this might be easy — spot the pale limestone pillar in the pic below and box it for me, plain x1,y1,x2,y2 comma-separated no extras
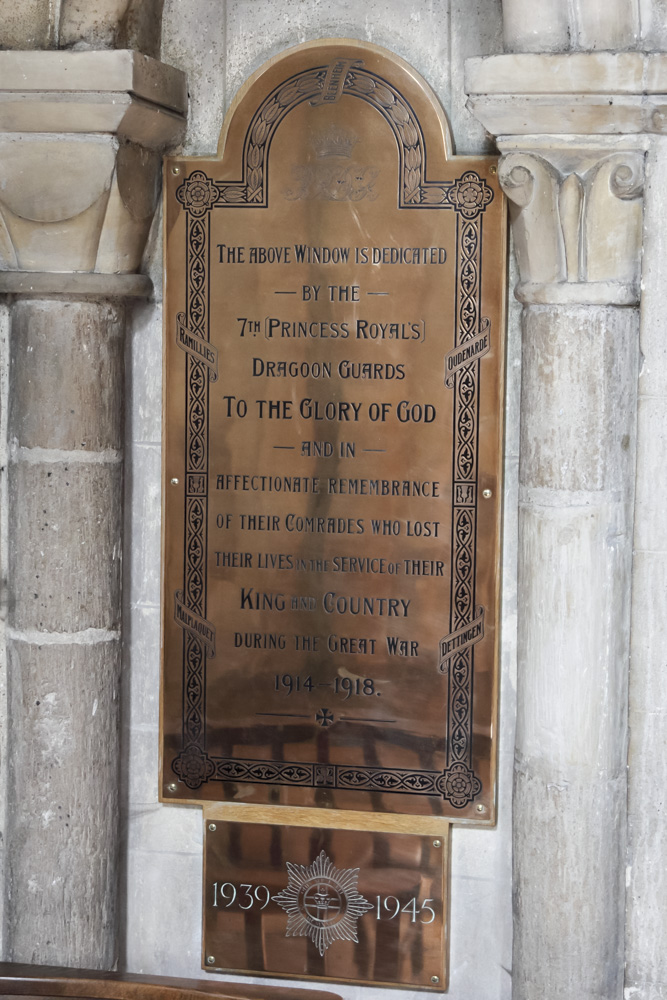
5,298,126,967
0,0,165,54
466,54,651,1000
625,136,667,1000
501,0,640,53
0,51,185,966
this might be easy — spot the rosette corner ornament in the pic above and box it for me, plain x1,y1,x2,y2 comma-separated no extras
437,762,482,808
445,171,494,219
176,170,220,216
172,743,215,788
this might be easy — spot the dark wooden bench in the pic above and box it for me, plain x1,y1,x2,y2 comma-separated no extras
0,966,342,1000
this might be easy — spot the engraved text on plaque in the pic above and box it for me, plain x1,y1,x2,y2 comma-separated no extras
161,40,506,820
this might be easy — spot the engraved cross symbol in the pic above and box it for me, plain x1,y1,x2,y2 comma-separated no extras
316,708,334,727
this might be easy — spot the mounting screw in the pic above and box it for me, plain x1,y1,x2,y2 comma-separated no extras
167,782,177,793
171,477,179,485
476,803,485,813
482,489,492,499
208,823,217,832
489,165,497,175
206,956,215,966
172,165,181,175
433,839,442,848
431,976,440,984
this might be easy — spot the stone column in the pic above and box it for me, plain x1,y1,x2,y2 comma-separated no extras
0,51,185,967
625,135,667,1000
501,0,641,53
467,54,650,1000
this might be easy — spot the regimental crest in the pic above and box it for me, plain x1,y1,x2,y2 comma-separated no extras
312,124,359,158
284,124,378,202
273,850,373,955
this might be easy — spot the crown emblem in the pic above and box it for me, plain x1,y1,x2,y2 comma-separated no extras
311,124,359,159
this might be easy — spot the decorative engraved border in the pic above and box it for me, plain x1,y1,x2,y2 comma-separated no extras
171,61,493,807
441,196,485,808
213,756,460,799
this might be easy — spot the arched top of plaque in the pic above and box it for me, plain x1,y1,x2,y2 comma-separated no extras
174,39,494,216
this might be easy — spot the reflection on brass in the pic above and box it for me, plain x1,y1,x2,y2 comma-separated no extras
203,820,448,991
162,39,506,821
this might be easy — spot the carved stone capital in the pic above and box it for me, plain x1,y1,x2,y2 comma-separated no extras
498,143,645,305
0,49,186,291
464,53,654,306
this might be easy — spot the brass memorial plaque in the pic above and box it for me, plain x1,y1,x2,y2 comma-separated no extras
203,819,448,991
162,40,506,821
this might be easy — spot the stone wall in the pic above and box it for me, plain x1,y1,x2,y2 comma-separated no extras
121,2,517,999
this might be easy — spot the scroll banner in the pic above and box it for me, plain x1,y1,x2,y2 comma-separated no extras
175,312,218,380
438,606,485,672
444,318,490,388
174,591,216,657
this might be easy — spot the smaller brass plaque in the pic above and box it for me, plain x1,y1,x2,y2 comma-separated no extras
203,820,448,991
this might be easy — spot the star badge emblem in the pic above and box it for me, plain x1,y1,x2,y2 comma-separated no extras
273,850,373,955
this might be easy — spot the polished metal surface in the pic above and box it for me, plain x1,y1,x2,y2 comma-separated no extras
162,40,506,821
203,820,448,990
